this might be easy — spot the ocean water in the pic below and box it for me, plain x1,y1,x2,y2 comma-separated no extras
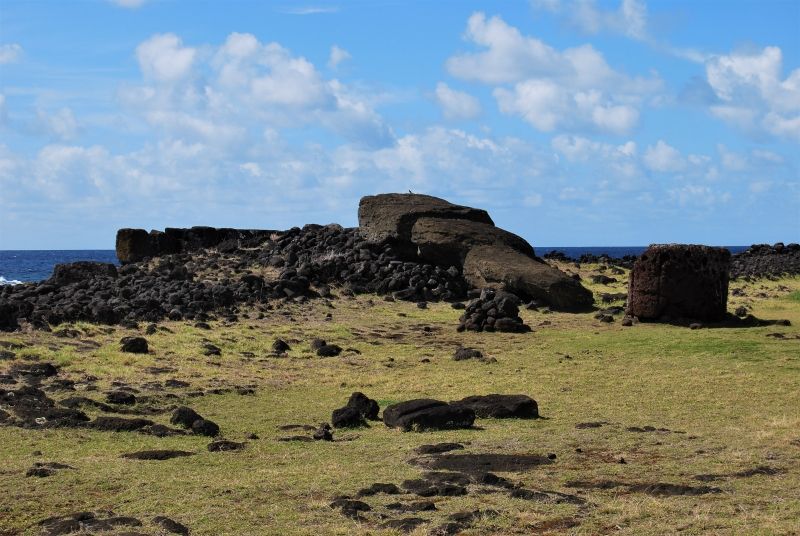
0,246,751,285
0,250,119,285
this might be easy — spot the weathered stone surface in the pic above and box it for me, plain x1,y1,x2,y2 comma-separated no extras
357,193,493,244
383,399,475,431
464,245,593,311
116,227,275,264
627,244,730,321
48,262,118,286
115,228,154,264
452,394,539,419
411,217,535,267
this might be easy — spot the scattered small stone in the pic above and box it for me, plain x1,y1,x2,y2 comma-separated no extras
414,442,464,455
120,337,148,354
313,423,333,441
317,344,342,357
152,516,190,535
207,440,245,452
122,450,194,461
272,339,291,353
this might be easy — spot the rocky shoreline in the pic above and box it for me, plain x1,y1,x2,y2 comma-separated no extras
1,194,797,332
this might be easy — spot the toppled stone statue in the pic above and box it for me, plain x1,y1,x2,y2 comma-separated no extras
627,244,730,322
358,194,592,311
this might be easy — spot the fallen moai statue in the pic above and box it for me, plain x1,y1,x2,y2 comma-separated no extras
358,193,593,311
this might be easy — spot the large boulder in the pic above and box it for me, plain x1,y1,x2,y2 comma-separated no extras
464,245,593,311
357,193,592,311
115,229,153,264
411,217,535,267
451,394,538,419
358,193,493,244
627,244,730,322
49,262,118,286
383,399,475,431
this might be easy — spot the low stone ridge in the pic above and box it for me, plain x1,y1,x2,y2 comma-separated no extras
383,399,475,431
116,226,277,264
457,289,531,333
730,242,800,279
451,394,538,419
627,244,731,322
1,223,469,330
48,262,118,286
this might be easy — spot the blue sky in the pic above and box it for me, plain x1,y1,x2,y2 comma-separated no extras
0,0,798,249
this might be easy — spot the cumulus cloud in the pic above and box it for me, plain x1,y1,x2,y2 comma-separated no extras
643,140,685,172
0,43,23,64
446,13,661,134
123,32,394,149
36,107,79,141
136,34,197,83
328,45,351,69
705,46,800,142
434,83,481,120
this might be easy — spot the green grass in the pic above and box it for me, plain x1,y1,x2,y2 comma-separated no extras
1,271,799,535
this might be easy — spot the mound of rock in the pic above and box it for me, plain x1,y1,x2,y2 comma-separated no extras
730,243,800,279
332,392,380,428
359,193,592,310
116,226,277,264
383,399,475,431
457,289,530,333
452,394,538,418
627,244,730,322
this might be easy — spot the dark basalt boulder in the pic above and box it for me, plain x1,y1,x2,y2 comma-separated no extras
346,392,380,420
331,406,366,428
411,217,535,267
120,337,148,354
457,288,531,333
452,394,538,419
357,193,591,311
116,228,154,264
170,406,202,429
48,262,118,286
331,392,379,428
464,245,593,311
382,399,475,431
628,244,730,322
358,193,493,245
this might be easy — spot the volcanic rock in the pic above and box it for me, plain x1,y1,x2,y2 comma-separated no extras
383,399,475,431
452,394,538,419
464,245,593,311
120,337,148,354
627,244,730,322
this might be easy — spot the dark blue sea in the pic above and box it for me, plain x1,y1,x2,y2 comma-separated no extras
0,247,751,285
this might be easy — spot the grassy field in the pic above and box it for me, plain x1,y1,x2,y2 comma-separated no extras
1,267,799,535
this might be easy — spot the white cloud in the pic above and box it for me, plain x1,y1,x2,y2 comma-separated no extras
124,32,393,148
435,83,481,120
0,43,23,64
37,107,79,141
109,0,147,7
136,34,196,83
706,46,800,142
328,45,351,69
531,0,648,40
446,13,661,134
643,140,685,172
570,0,648,40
